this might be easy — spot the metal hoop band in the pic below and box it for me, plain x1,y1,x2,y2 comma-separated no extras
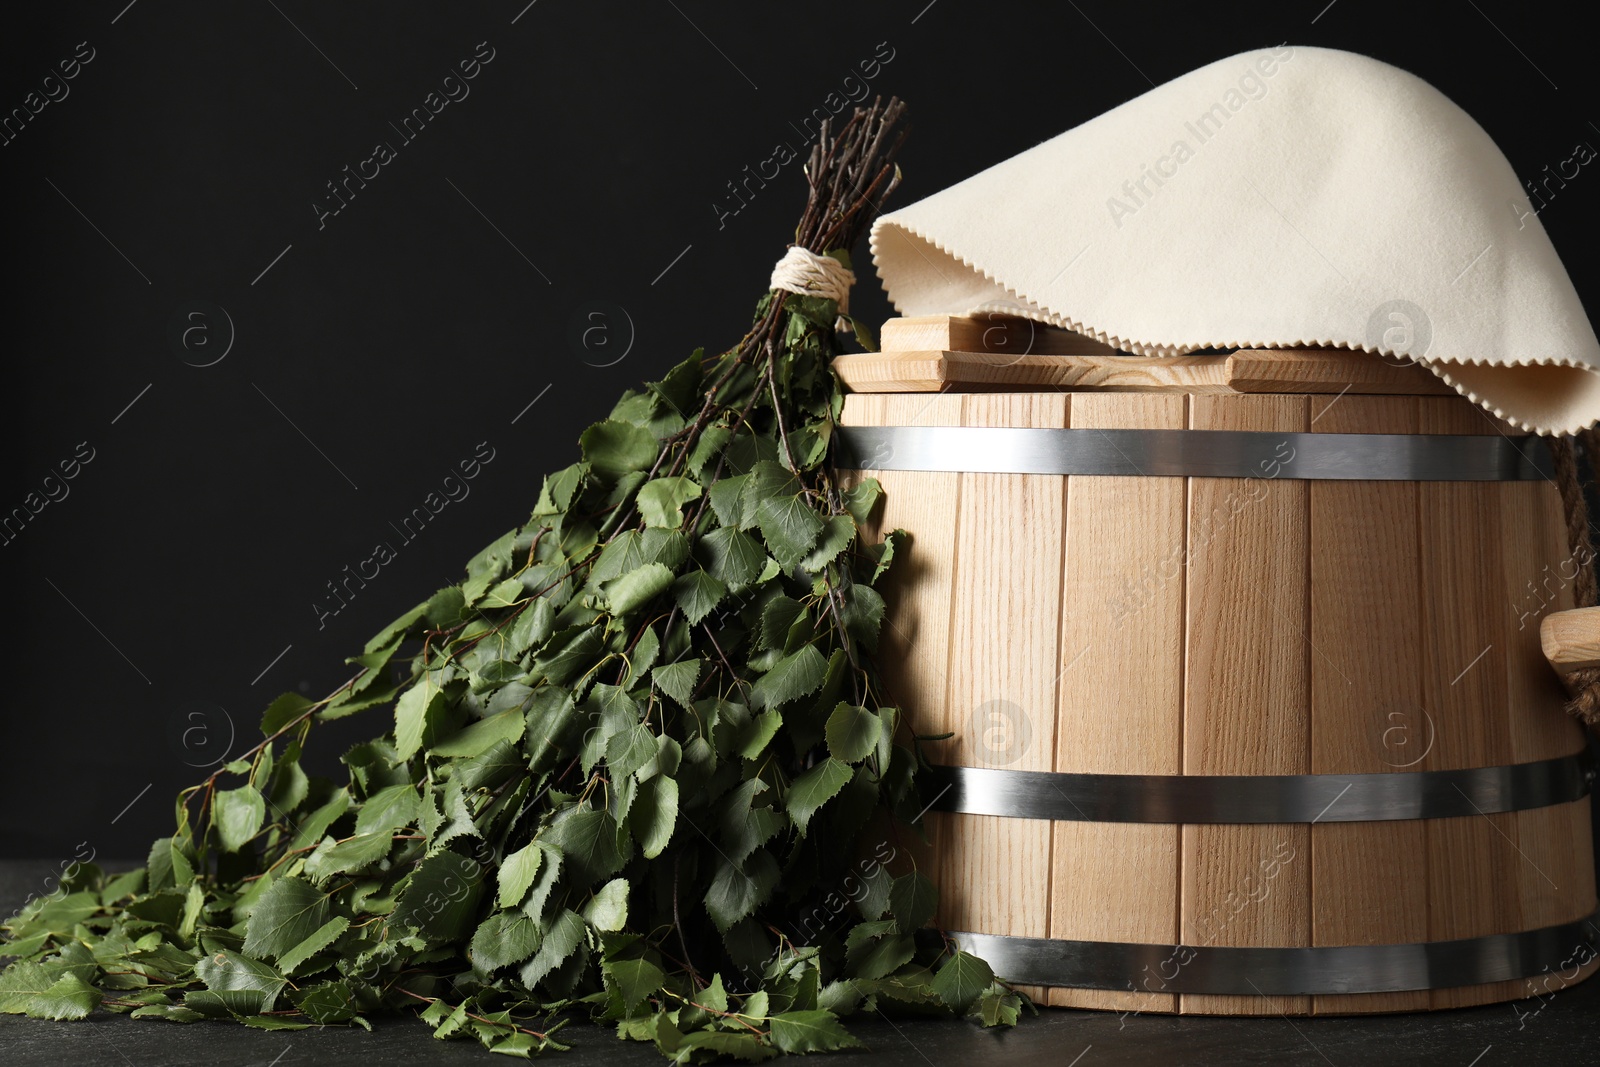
924,751,1594,824
834,427,1551,480
951,916,1600,995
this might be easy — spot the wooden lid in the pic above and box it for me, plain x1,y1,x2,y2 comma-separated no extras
834,315,1453,397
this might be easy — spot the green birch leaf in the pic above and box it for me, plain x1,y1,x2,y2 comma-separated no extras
679,1031,779,1062
652,658,701,708
824,703,882,763
704,849,779,933
147,836,195,892
580,420,658,478
636,476,701,528
428,707,525,759
841,478,882,526
606,563,675,616
195,950,287,1012
496,842,544,909
629,774,678,859
425,586,467,629
756,493,824,570
931,951,994,1013
624,626,662,689
214,786,266,853
606,723,657,780
786,758,852,834
304,832,392,883
707,474,753,528
582,878,629,932
100,867,145,905
648,353,702,414
604,957,665,1014
319,681,398,720
738,710,782,760
758,595,805,651
520,845,564,924
260,691,313,735
354,783,420,836
350,636,402,670
277,916,350,976
543,808,625,885
466,528,517,579
518,908,585,991
470,912,542,972
800,515,855,572
184,988,265,1019
478,578,525,609
844,921,914,981
841,585,887,651
428,779,483,853
243,876,330,961
509,599,555,654
742,989,770,1021
750,645,828,709
390,852,484,943
697,527,767,589
857,863,896,921
532,627,603,687
0,965,102,1020
700,973,729,1014
888,871,938,934
534,462,584,515
394,677,449,761
672,569,727,625
817,980,864,1016
243,1015,310,1031
129,1003,205,1023
291,980,357,1024
179,880,205,939
289,791,351,852
365,601,428,654
768,1010,860,1054
977,987,1023,1027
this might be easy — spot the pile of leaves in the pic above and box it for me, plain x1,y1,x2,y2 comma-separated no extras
1,99,1026,1059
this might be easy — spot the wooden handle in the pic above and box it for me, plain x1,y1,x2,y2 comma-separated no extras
1539,606,1600,691
840,316,1454,395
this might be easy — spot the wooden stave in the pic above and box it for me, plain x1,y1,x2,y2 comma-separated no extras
839,390,1597,1015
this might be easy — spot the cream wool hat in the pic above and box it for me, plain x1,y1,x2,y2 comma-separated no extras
869,46,1600,434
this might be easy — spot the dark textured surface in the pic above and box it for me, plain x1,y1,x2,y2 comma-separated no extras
3,862,1597,1065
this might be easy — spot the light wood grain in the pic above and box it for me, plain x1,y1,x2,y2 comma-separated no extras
880,314,1121,356
854,317,1451,396
1226,349,1452,395
838,394,965,906
833,350,1233,394
1417,399,1522,1009
840,394,965,735
835,347,1451,396
1047,393,1187,1013
937,393,1068,1005
1180,394,1311,1016
1540,607,1600,683
841,381,1595,1016
1305,396,1430,1014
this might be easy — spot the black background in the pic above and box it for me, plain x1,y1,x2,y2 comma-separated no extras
2,0,1596,859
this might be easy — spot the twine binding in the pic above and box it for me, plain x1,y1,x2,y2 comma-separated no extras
1555,430,1600,725
770,245,855,331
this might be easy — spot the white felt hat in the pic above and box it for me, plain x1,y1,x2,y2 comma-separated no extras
870,46,1600,434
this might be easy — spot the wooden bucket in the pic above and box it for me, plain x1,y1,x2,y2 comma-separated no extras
833,316,1600,1015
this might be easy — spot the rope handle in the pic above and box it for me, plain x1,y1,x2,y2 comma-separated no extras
1548,431,1600,725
